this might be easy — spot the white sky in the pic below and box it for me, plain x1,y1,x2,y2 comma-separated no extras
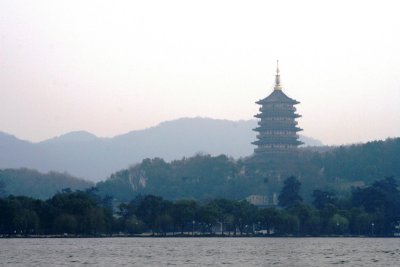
1,0,399,145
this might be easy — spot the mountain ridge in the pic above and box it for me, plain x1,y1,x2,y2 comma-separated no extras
0,117,322,181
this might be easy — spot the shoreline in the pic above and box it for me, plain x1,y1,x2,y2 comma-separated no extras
0,234,394,238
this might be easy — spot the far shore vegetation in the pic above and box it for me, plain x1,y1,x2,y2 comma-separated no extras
1,176,399,238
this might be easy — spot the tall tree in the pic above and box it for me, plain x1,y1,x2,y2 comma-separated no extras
135,195,173,234
312,190,337,209
0,180,6,198
172,200,198,234
278,176,303,208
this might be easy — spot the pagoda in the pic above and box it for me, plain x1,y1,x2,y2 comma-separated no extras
252,61,303,154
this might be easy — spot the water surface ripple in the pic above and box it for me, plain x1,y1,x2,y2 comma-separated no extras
1,238,400,266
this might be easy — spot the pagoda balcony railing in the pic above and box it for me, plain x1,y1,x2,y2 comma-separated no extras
255,114,295,121
256,133,300,138
255,120,300,125
253,138,302,145
259,106,297,112
254,127,303,133
255,144,298,151
255,112,301,118
253,140,303,147
261,103,297,110
258,120,298,125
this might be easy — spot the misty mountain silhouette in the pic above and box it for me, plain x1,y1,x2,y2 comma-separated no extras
0,118,322,181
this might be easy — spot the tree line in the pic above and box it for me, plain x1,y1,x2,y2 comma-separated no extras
1,176,399,237
0,189,113,236
115,176,400,236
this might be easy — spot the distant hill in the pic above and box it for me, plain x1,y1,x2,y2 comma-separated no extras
0,118,322,182
0,168,94,199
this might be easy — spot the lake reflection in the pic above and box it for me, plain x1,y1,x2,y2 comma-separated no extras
1,237,400,266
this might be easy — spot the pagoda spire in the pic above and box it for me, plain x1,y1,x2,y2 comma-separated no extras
274,60,282,90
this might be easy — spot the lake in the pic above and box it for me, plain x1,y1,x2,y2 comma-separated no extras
1,237,400,266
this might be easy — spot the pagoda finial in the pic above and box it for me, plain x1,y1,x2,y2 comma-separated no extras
274,60,282,90
276,60,280,74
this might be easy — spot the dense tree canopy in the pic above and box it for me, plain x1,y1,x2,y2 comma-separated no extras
0,191,112,235
351,176,400,235
1,176,399,237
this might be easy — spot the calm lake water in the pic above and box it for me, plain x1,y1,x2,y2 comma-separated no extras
1,237,400,266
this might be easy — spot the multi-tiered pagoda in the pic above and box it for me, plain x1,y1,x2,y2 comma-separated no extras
252,61,303,154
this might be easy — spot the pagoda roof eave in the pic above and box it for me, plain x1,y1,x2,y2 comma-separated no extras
256,90,300,105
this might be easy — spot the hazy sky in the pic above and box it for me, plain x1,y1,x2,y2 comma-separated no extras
1,0,399,145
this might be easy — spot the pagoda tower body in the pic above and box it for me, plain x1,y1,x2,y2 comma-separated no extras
252,62,303,154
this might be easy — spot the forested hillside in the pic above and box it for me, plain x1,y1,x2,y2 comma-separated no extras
96,138,400,202
0,169,93,199
1,138,398,202
320,138,400,183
